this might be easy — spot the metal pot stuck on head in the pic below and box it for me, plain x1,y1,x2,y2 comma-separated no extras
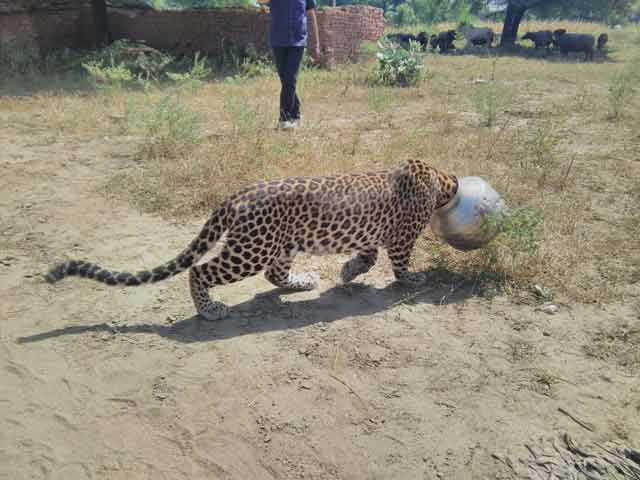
430,176,507,251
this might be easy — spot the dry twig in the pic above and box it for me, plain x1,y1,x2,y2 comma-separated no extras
558,407,596,432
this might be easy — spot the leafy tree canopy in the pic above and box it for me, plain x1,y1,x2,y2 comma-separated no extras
492,0,634,24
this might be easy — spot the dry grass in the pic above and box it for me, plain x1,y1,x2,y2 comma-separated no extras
584,319,640,371
1,21,639,303
508,338,537,362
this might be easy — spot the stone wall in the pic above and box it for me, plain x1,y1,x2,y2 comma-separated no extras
0,3,384,67
0,0,96,50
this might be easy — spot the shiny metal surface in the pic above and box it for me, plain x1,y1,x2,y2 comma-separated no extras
430,176,506,251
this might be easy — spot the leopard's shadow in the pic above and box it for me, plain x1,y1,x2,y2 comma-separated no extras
19,268,481,345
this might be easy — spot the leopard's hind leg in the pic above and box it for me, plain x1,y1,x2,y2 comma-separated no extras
189,244,267,321
341,248,378,284
265,251,319,291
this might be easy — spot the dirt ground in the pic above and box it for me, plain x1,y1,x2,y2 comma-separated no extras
1,129,639,479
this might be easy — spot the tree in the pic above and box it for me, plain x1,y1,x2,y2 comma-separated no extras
498,0,550,47
499,0,634,46
91,0,111,46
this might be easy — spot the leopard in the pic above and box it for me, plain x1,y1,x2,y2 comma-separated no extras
46,158,458,321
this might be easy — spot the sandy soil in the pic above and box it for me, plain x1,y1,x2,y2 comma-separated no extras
1,130,639,480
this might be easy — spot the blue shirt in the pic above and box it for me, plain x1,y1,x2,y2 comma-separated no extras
269,0,317,48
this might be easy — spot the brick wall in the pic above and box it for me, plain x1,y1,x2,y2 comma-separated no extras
0,0,96,50
107,5,384,67
0,0,87,13
107,7,270,57
315,6,385,68
0,3,384,68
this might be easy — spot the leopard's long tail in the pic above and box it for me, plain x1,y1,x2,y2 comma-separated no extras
45,204,230,287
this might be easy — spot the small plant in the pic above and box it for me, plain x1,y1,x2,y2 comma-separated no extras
82,59,135,89
221,45,273,79
480,206,544,279
529,369,559,396
521,119,560,187
100,40,174,81
608,67,635,120
365,87,394,129
528,121,558,168
469,84,496,127
367,87,392,115
83,40,179,89
573,80,590,111
139,95,202,159
238,54,273,79
131,49,174,83
375,39,424,87
468,59,515,127
469,82,513,127
501,207,544,260
166,52,212,87
467,56,513,127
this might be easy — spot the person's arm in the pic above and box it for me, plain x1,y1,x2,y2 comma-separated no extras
306,1,321,63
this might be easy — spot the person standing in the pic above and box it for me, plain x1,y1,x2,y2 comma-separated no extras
259,0,321,130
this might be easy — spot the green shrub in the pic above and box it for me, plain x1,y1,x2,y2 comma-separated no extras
91,40,174,80
81,40,173,89
375,39,424,87
516,119,560,187
220,45,273,79
0,38,179,86
166,52,212,86
480,206,545,278
467,58,513,127
82,60,135,89
238,54,273,78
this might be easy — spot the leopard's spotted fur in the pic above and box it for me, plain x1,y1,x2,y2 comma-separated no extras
47,159,458,321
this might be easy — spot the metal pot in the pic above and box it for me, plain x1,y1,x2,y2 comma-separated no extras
430,176,506,251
